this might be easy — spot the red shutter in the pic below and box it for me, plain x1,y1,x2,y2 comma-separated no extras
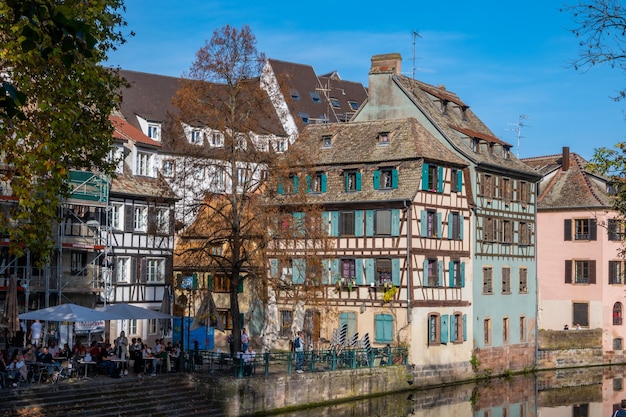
565,260,572,283
589,219,597,241
589,260,596,284
564,219,572,241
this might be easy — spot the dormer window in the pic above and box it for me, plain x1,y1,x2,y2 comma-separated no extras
190,129,203,144
298,112,310,124
344,170,361,192
348,101,359,111
322,135,332,148
471,138,480,153
378,132,390,145
210,132,224,147
309,91,321,103
147,123,161,141
330,98,341,108
503,146,511,159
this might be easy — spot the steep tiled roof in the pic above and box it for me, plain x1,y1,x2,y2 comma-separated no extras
268,59,368,129
521,152,611,209
110,169,178,201
277,118,467,205
393,76,539,179
110,115,161,148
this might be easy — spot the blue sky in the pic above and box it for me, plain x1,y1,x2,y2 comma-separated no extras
107,0,626,161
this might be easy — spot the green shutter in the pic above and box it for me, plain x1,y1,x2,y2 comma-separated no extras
339,312,357,340
460,262,465,287
355,210,364,237
239,313,244,327
331,258,340,283
436,212,442,238
237,276,244,293
292,258,306,284
392,169,399,189
375,314,393,343
365,210,375,236
420,210,427,237
321,211,330,235
365,259,375,285
421,163,429,190
293,212,305,236
450,315,457,342
306,175,311,193
437,166,444,193
373,170,380,190
457,169,463,192
293,175,299,193
321,173,327,192
277,181,284,195
269,259,279,278
463,314,467,341
207,274,214,291
330,211,339,237
391,258,400,286
460,215,464,240
448,213,453,239
355,258,364,285
391,209,400,236
441,314,449,343
321,259,330,284
438,260,443,286
355,171,362,191
448,261,454,287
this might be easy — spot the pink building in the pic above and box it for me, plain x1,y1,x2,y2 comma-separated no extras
523,147,625,355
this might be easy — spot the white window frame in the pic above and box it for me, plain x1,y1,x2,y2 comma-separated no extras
210,131,224,147
162,159,175,177
147,123,161,141
190,128,203,145
136,152,153,177
117,256,130,283
111,203,123,231
134,206,147,232
155,208,169,234
146,258,165,283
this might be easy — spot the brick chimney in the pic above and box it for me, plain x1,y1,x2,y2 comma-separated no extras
562,146,570,171
369,53,402,76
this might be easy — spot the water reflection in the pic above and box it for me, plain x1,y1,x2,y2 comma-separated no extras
269,366,626,417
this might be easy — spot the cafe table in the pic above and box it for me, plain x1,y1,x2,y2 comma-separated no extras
78,359,97,380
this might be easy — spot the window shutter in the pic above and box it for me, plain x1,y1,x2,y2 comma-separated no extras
277,181,284,195
344,172,349,191
448,261,454,287
321,259,330,284
124,205,133,232
440,315,449,343
331,258,340,283
355,210,364,237
207,275,214,291
373,170,380,190
437,166,444,193
330,211,339,237
420,210,427,237
564,219,572,241
355,171,362,191
463,314,467,341
450,315,457,342
165,256,173,282
423,259,429,284
421,163,429,190
565,260,572,283
589,260,596,284
293,175,299,193
237,276,244,293
436,212,442,238
392,169,399,189
590,219,597,241
391,258,400,286
365,210,375,236
448,213,453,239
321,173,327,192
438,260,444,286
365,259,375,285
391,209,401,236
269,259,279,278
321,211,330,235
293,212,305,236
130,256,137,284
239,313,244,328
457,169,463,192
292,258,305,284
140,257,147,283
355,258,364,285
305,175,311,193
461,262,465,287
460,215,464,240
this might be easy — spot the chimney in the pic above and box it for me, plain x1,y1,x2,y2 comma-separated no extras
562,147,570,171
370,53,402,76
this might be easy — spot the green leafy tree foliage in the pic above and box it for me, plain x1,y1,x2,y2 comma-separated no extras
0,0,129,261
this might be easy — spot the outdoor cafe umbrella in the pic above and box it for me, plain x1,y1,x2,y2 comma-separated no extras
19,303,119,322
99,303,175,320
1,275,19,337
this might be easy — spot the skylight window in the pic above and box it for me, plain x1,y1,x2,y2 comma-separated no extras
290,89,300,100
298,112,310,124
378,132,390,144
330,97,341,108
309,91,321,103
322,135,332,148
348,101,359,111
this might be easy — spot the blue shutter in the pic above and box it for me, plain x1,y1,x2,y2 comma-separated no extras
306,175,311,193
277,181,284,194
375,314,393,343
457,169,463,192
448,213,453,239
292,258,305,284
321,173,327,192
330,212,339,237
436,212,442,238
355,171,362,191
437,166,444,193
344,172,349,191
461,262,465,287
365,259,375,285
270,258,279,278
421,163,429,190
459,215,464,240
340,312,357,340
438,260,443,286
330,258,340,283
321,211,330,236
391,209,401,236
420,210,427,237
440,315,449,343
293,212,305,236
448,261,454,287
365,210,375,236
392,169,399,189
463,314,467,341
450,315,457,342
355,258,364,285
423,259,429,285
391,258,400,286
293,175,299,193
373,170,380,190
355,210,364,237
321,259,330,284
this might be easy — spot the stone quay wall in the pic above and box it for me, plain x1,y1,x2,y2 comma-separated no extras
537,328,604,369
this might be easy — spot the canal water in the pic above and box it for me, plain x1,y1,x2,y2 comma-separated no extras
270,365,626,416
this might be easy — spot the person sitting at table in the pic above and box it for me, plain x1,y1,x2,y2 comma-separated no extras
168,344,180,373
23,345,36,363
97,343,117,377
7,350,28,386
36,346,53,363
59,343,73,360
73,340,86,357
88,341,100,358
47,341,59,357
142,344,157,376
242,345,256,376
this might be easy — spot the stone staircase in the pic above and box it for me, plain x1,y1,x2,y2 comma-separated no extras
0,373,227,417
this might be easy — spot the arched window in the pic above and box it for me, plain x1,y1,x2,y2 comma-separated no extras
614,302,623,325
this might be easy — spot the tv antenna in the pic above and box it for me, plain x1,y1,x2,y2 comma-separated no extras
506,115,529,158
412,30,422,80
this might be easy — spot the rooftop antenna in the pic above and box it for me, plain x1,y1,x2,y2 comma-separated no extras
506,115,529,158
412,30,422,80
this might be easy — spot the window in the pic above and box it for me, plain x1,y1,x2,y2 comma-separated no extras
146,258,164,283
348,100,359,111
210,132,224,147
116,257,130,283
375,314,393,343
421,163,443,192
426,209,437,238
149,207,169,235
575,219,590,240
330,97,341,108
147,123,160,140
339,312,357,341
500,178,512,200
308,172,326,193
426,258,438,287
503,146,511,159
484,218,496,242
519,268,528,293
217,310,233,331
213,275,230,293
136,152,153,176
615,338,624,351
502,267,511,293
322,135,332,148
567,260,596,284
451,168,463,193
289,89,300,100
378,168,397,189
375,210,391,235
518,222,531,246
213,166,225,191
129,320,138,335
573,302,589,327
451,313,463,343
70,252,86,275
449,212,462,240
111,204,123,230
450,261,463,287
378,132,389,144
339,211,355,236
481,174,495,198
376,258,392,286
428,313,440,346
427,165,439,191
520,316,527,342
573,404,589,417
484,318,492,345
190,129,202,144
518,181,530,203
298,112,310,124
609,219,625,241
236,168,249,185
483,267,493,294
565,218,597,241
610,261,623,284
614,302,623,325
134,206,147,232
344,170,361,192
503,317,509,344
148,319,157,335
162,159,174,177
471,138,479,152
280,310,293,338
615,378,624,391
341,259,356,281
309,91,321,103
499,220,512,243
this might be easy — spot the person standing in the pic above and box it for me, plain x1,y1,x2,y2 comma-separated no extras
294,331,304,373
115,331,128,359
613,399,626,417
28,320,42,347
241,328,249,353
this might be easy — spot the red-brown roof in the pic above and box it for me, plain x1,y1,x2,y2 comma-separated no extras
109,115,161,148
